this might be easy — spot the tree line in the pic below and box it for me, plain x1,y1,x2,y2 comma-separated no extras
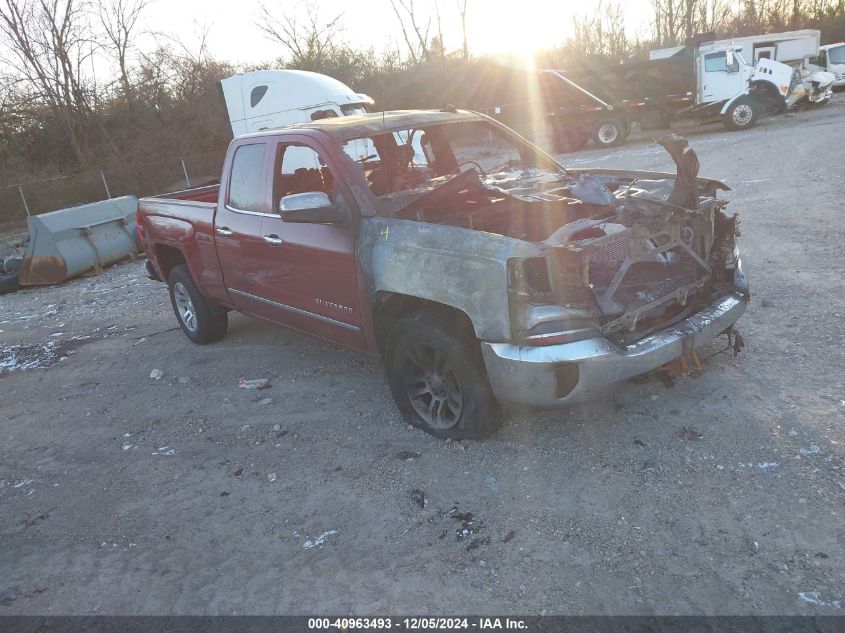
0,0,843,218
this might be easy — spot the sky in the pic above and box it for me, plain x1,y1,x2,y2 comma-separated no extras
139,0,654,66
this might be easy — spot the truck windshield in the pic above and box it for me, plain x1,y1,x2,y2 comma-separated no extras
341,120,551,204
828,45,845,64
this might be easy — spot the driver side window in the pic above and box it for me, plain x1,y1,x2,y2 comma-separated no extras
275,143,336,209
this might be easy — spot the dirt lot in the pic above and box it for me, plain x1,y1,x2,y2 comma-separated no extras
1,103,843,616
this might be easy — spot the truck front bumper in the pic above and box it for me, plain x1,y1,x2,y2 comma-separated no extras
480,291,747,407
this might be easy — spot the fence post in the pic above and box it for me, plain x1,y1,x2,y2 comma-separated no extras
100,170,112,199
181,159,191,189
18,185,30,217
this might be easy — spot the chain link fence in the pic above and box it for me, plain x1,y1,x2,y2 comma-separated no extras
0,150,227,224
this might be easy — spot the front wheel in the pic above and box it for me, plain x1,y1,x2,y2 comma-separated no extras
168,265,228,344
385,310,502,440
723,97,758,131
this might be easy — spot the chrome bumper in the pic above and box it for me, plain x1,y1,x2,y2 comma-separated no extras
480,292,747,407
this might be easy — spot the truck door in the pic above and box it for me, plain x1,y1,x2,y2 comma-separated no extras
248,136,367,351
214,141,274,313
701,50,743,101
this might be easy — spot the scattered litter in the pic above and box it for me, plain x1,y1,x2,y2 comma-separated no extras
13,479,34,488
677,426,703,441
257,397,273,406
799,445,821,456
838,481,845,492
757,462,779,470
149,368,164,380
303,530,338,550
397,450,421,461
716,465,725,470
798,592,841,609
121,441,136,451
237,378,270,390
410,488,427,509
177,376,189,385
233,467,243,476
272,424,281,432
267,472,277,482
151,446,176,456
502,530,515,543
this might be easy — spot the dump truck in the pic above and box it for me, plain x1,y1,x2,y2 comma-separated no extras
137,110,749,439
500,37,797,151
651,30,835,106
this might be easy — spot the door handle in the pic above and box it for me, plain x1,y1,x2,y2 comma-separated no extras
262,234,285,245
216,227,233,237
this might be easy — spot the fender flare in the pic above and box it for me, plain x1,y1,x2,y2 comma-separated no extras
719,91,749,115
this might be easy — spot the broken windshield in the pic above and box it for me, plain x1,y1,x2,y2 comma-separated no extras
340,120,560,213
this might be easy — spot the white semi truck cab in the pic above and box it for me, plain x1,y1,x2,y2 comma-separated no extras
220,69,374,137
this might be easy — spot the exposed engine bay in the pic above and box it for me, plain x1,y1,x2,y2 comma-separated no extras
365,129,744,343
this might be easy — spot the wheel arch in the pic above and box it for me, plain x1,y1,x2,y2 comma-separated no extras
372,292,476,357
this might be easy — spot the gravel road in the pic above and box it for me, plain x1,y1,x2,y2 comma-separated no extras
1,102,843,615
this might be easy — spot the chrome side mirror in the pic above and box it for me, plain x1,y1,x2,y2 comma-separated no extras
279,191,332,212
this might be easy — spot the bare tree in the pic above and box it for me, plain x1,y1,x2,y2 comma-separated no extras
389,0,431,64
97,0,149,105
257,1,343,67
456,0,468,59
0,0,99,160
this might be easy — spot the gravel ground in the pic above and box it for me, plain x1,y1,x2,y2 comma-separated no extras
1,103,843,615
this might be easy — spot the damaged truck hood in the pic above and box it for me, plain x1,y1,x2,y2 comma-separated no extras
359,134,744,345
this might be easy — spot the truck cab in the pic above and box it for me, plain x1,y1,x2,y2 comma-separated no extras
220,69,374,137
806,43,845,87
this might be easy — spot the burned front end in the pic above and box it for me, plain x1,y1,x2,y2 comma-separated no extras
482,135,749,406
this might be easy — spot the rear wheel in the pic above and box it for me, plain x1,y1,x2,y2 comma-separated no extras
385,310,502,440
592,118,625,148
723,96,758,131
168,265,227,344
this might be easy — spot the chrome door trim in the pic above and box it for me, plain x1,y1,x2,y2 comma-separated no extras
229,288,360,332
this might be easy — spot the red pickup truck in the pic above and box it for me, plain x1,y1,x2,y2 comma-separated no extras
138,110,748,439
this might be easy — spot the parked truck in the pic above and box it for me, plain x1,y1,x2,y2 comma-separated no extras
137,110,749,439
806,42,845,88
651,30,835,106
509,37,797,151
220,69,374,136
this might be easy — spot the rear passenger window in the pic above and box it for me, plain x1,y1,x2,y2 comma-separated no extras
229,144,265,212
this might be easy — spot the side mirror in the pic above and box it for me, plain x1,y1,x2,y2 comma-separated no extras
725,50,737,73
279,191,347,224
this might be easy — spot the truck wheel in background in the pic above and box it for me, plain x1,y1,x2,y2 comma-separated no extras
385,310,502,440
592,118,625,148
723,96,758,131
167,265,228,344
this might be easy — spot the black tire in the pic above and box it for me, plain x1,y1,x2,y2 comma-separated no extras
2,256,22,274
167,264,227,344
385,309,502,440
592,118,625,147
0,270,19,295
723,96,758,131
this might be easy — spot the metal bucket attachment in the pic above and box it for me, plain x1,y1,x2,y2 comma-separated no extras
18,196,140,286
